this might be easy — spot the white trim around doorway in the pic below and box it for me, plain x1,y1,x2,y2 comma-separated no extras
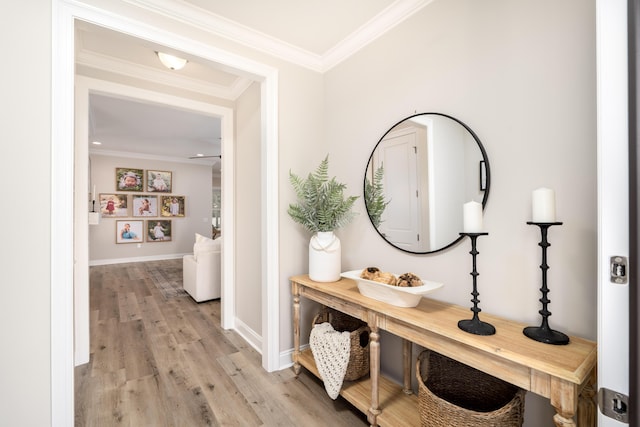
52,1,280,425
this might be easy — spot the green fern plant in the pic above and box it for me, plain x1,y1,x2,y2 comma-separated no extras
288,155,358,233
364,164,390,228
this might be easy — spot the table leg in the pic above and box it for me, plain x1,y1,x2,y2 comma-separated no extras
402,339,412,395
551,378,578,427
292,283,301,377
577,372,597,427
553,414,578,427
367,325,381,426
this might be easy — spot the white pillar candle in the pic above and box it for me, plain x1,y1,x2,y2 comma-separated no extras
92,185,96,201
532,187,556,222
463,201,483,232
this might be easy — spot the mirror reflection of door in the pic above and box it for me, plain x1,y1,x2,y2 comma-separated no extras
365,113,489,254
373,125,425,252
426,116,469,250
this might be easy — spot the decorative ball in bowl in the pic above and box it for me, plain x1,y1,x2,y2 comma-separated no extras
340,269,444,308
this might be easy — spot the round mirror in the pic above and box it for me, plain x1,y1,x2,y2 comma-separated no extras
364,113,490,254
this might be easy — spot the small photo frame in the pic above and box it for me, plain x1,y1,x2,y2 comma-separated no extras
146,220,172,242
116,168,144,192
160,195,185,217
479,160,487,191
132,195,158,217
116,220,143,244
99,193,128,217
147,170,172,193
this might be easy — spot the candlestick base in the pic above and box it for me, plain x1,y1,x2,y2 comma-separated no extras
523,325,569,345
458,318,495,336
457,232,495,336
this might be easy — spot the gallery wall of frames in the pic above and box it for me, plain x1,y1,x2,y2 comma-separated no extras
88,154,214,263
99,167,186,244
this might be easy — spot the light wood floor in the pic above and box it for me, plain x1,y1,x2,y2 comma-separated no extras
75,260,368,426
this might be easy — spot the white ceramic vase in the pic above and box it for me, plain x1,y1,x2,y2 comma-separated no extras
309,231,341,282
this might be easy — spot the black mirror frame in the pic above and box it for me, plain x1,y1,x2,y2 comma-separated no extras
364,112,491,255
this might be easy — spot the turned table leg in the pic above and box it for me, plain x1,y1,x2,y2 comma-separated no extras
577,372,597,427
367,325,381,426
292,283,301,376
551,377,581,427
403,339,413,394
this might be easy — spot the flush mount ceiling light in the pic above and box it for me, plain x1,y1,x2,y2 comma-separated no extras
156,51,188,70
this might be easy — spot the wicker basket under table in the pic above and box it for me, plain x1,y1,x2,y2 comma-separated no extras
312,307,370,381
416,349,525,427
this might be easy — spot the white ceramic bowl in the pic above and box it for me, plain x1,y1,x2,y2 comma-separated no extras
340,270,444,308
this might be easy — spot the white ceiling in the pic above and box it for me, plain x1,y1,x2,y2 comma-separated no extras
81,0,432,165
179,0,399,56
89,94,222,161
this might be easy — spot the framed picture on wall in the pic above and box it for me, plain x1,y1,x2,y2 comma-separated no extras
147,170,172,193
146,220,172,242
116,168,144,192
132,195,158,217
160,195,185,217
116,220,143,244
99,193,128,217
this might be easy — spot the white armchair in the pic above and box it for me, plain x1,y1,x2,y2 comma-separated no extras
183,233,221,302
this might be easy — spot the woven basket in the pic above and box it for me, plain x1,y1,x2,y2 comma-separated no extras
312,307,370,381
416,350,525,427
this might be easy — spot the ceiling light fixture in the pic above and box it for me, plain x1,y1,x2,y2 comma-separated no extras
156,51,188,70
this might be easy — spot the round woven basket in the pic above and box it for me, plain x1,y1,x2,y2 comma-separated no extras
312,307,370,381
416,350,525,427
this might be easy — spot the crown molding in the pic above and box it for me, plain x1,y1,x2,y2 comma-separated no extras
323,0,436,69
90,148,220,167
121,0,323,71
76,49,252,100
122,0,434,73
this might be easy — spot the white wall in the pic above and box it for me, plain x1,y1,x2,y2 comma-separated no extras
88,154,213,263
1,2,52,425
234,82,263,337
323,1,596,425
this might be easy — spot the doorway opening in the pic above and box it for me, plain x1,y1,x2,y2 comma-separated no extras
74,74,235,366
52,6,280,423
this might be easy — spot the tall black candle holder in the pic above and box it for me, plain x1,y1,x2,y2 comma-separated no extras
524,222,569,345
458,232,495,336
92,200,96,213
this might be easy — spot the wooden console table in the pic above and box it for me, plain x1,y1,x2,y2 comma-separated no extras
291,275,597,427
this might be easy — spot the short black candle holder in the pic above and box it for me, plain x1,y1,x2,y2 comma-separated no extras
524,222,569,345
458,232,495,336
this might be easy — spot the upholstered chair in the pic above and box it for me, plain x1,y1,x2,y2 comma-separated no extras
183,233,221,302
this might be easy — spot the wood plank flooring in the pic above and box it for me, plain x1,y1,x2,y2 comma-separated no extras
75,260,368,426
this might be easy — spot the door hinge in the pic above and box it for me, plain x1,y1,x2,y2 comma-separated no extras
610,256,628,284
599,387,629,423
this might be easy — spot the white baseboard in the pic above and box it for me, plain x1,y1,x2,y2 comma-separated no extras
90,253,190,266
227,324,308,372
233,318,262,354
278,344,309,370
232,321,309,372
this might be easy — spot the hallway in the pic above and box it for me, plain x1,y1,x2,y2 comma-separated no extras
74,260,367,426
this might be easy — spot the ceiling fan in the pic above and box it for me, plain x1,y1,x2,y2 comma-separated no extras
188,154,221,159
